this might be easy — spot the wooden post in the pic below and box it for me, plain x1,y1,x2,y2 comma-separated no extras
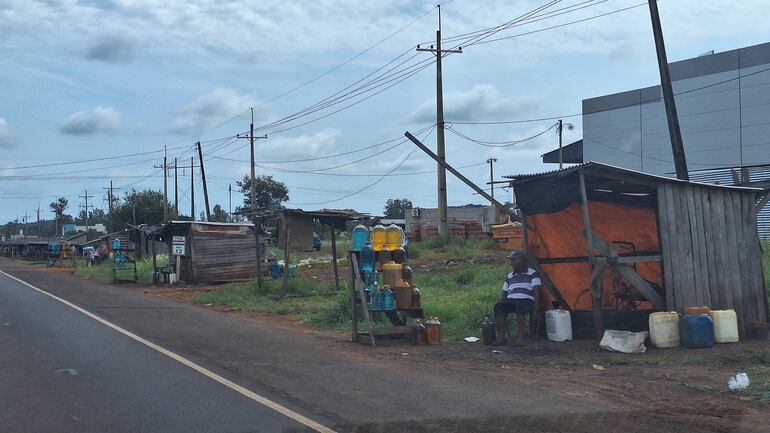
330,225,340,291
151,236,158,284
579,171,604,339
282,221,290,296
175,254,181,283
350,251,358,342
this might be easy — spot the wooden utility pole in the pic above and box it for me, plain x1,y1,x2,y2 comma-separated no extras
190,156,195,221
486,158,497,200
102,181,120,232
174,157,179,215
417,5,461,244
557,119,564,170
154,146,169,221
78,190,94,241
228,184,232,222
648,0,688,180
247,108,268,289
196,141,211,221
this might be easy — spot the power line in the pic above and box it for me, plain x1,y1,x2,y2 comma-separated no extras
446,123,557,147
448,113,581,125
0,145,190,171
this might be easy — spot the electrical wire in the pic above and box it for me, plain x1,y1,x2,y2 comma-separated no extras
447,123,557,147
448,113,582,125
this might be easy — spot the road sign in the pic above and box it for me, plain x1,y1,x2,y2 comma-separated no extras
172,236,186,256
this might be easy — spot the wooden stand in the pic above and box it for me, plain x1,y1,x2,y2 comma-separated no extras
349,251,423,346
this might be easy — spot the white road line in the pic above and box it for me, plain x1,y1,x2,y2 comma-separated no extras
0,270,336,433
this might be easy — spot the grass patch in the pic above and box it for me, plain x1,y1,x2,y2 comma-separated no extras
407,237,498,261
723,349,770,400
74,256,167,284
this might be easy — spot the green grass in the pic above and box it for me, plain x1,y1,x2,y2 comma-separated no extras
74,256,167,284
407,237,498,261
724,349,770,400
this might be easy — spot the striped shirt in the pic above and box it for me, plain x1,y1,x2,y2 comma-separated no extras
502,268,541,301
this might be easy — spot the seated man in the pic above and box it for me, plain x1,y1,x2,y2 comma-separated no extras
492,250,540,346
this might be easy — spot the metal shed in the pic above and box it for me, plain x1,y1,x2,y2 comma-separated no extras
157,221,267,284
508,162,768,337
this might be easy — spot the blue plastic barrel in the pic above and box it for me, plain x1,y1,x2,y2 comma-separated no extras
680,314,715,348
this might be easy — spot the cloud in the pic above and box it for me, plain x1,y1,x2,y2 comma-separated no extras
86,36,135,64
0,118,14,149
60,106,121,135
260,128,341,160
408,85,542,123
169,88,259,135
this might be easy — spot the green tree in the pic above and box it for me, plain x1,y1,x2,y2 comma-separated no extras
49,197,69,235
236,175,289,214
210,204,229,222
110,189,176,227
383,198,413,218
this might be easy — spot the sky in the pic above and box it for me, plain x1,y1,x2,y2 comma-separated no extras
1,0,770,223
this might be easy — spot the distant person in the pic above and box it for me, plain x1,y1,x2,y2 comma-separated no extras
492,250,540,346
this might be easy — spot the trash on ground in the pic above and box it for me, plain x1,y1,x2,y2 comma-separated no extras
491,349,503,354
592,364,607,371
728,372,750,390
464,336,480,343
56,368,78,376
500,365,512,369
599,329,649,354
400,352,409,356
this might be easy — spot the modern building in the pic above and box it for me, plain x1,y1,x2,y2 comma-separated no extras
544,41,770,237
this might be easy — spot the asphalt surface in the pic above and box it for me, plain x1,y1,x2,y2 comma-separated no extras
0,258,629,433
0,266,316,433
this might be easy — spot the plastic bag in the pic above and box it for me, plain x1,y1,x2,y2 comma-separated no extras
728,373,750,390
599,330,649,354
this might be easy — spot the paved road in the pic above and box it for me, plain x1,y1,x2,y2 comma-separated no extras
0,267,317,433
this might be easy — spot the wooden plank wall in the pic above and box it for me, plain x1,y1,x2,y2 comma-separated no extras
657,183,768,336
188,230,265,283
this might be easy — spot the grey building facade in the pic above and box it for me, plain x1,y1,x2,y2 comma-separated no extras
569,42,770,237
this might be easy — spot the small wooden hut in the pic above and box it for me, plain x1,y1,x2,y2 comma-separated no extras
508,162,768,337
156,221,268,284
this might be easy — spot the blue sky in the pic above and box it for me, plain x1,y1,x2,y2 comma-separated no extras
1,0,769,223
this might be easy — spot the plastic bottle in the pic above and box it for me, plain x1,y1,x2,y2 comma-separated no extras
385,224,405,250
351,224,369,251
413,319,427,345
370,224,387,251
392,247,407,264
381,285,395,311
410,287,421,309
370,283,382,310
360,243,375,274
426,316,442,346
482,316,496,346
382,261,403,289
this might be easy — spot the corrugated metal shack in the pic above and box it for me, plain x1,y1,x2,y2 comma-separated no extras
508,162,768,337
156,221,267,284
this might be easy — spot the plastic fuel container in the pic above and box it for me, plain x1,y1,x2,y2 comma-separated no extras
382,261,403,289
710,310,739,343
370,224,387,251
649,312,681,348
360,243,375,274
680,314,715,348
545,309,572,342
351,224,369,251
385,224,405,250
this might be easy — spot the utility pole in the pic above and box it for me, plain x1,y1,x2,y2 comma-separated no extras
417,5,461,244
22,211,28,238
79,190,94,241
648,0,688,180
35,204,42,238
174,157,179,215
190,156,195,221
102,181,120,232
228,184,232,222
249,108,267,289
486,158,497,200
556,120,574,170
196,141,212,221
154,147,169,221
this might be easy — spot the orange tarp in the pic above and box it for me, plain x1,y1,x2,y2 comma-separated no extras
526,201,662,310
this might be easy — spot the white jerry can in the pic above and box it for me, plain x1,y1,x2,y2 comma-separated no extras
546,309,573,342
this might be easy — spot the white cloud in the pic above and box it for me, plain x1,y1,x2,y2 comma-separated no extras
169,88,259,135
60,106,121,135
260,128,341,160
408,84,542,123
86,36,135,64
0,118,14,148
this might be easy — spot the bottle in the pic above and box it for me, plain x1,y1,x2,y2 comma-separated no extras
392,247,407,264
382,261,403,289
413,319,427,346
402,266,413,287
385,224,405,250
360,243,375,274
351,224,369,251
410,287,421,309
370,283,383,310
426,316,442,346
370,224,387,251
382,285,395,311
482,316,496,346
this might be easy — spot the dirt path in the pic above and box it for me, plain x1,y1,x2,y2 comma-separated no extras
19,261,770,432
